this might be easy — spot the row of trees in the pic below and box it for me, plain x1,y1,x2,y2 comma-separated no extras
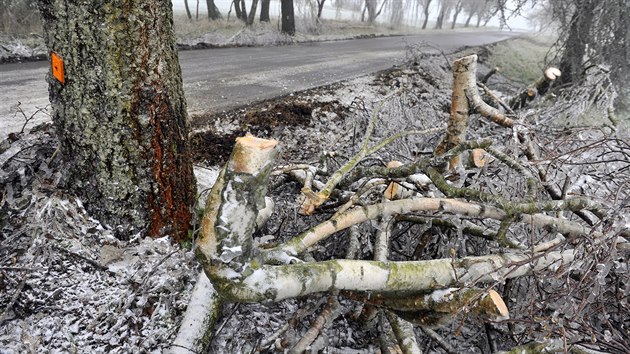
180,0,506,34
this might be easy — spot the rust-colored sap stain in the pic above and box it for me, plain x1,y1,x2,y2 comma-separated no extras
147,95,193,243
51,52,65,84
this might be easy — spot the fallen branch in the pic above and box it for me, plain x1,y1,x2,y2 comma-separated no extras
168,272,221,354
509,67,561,109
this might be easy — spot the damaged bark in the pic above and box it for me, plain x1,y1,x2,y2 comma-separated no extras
37,0,195,241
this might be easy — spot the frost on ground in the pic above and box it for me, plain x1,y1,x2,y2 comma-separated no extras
0,127,205,353
0,53,454,353
2,47,628,353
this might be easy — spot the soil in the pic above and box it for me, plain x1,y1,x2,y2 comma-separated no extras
191,94,348,166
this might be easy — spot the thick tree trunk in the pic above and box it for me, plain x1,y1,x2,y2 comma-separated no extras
281,0,295,35
365,0,378,24
558,0,597,85
206,0,222,20
260,0,270,22
37,0,196,241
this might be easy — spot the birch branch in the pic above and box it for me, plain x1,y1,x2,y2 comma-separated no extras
205,250,575,303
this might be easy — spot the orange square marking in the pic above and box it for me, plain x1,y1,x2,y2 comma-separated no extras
51,52,65,84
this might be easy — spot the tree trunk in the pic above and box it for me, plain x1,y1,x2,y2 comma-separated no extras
247,0,259,25
451,2,463,29
434,5,446,29
37,0,196,242
464,11,474,27
365,0,377,24
233,0,243,20
240,0,248,21
206,0,222,20
422,0,431,29
184,0,193,19
317,0,326,19
558,0,597,85
260,0,270,22
281,0,295,35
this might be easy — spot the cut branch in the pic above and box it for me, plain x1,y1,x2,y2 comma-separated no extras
196,134,278,266
205,250,574,303
509,67,561,109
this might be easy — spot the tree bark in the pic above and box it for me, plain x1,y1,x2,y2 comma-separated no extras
464,11,475,27
206,0,222,20
558,0,597,85
281,0,296,35
260,0,270,22
37,0,196,241
434,55,476,168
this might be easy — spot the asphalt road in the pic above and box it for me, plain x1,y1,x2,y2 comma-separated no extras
0,30,522,138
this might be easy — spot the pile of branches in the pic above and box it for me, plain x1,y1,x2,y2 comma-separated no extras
177,53,630,353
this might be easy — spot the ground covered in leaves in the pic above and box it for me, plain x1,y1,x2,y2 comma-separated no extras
1,42,629,354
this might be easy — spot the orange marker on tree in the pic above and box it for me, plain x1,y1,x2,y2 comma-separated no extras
51,52,65,84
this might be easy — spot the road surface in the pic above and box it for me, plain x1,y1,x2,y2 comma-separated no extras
0,30,521,138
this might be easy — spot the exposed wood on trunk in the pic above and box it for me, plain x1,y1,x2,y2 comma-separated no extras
348,287,508,326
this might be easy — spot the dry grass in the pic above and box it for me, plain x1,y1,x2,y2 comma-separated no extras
483,35,557,84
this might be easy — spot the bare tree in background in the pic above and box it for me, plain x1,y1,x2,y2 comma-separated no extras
281,0,296,34
420,0,433,29
184,0,193,19
388,0,405,27
206,0,222,20
434,0,453,29
364,0,388,24
449,0,463,28
462,0,488,27
260,0,270,21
